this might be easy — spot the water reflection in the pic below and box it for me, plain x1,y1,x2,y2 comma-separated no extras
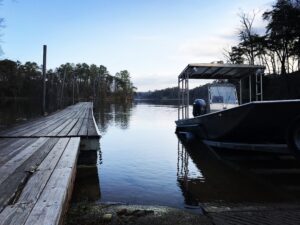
3,99,299,208
72,142,102,203
95,102,188,207
0,98,72,131
215,147,300,200
177,141,204,207
94,101,134,134
83,101,300,209
176,134,299,205
0,99,41,130
114,103,134,129
72,165,101,202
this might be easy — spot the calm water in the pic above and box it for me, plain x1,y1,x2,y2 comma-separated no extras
93,101,300,209
95,102,189,207
1,100,300,209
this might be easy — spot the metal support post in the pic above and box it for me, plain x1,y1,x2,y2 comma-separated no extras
187,74,189,118
181,78,184,119
184,78,187,119
178,78,180,119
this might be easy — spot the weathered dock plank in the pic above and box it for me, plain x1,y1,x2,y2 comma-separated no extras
77,106,90,136
0,107,75,137
18,138,71,203
87,109,99,137
0,102,100,225
0,138,59,212
0,138,50,185
0,139,36,166
68,118,84,136
0,102,99,138
11,111,77,137
58,119,78,137
0,138,80,225
23,138,80,225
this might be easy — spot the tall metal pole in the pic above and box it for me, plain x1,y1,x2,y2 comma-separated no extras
42,45,47,115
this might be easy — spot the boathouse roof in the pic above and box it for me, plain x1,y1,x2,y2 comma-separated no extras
179,63,265,80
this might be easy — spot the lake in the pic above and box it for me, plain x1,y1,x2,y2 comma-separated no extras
92,101,300,209
1,100,300,210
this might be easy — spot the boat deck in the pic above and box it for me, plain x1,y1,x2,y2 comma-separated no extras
0,102,100,225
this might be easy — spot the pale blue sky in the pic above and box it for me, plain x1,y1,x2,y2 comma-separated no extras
1,0,272,91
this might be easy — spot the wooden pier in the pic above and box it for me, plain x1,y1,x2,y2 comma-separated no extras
0,102,100,225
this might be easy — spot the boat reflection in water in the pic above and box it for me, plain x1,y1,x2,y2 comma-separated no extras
176,133,300,207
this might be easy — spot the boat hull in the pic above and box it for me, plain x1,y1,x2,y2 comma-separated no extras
176,100,300,145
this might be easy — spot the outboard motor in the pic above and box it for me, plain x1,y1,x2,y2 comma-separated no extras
193,99,207,117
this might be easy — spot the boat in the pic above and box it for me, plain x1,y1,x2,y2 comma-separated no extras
175,63,300,158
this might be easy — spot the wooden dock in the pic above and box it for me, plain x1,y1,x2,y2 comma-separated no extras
0,102,100,225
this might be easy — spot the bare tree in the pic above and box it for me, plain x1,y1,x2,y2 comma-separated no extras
238,11,258,65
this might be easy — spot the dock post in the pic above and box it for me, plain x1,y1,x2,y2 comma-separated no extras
42,45,47,115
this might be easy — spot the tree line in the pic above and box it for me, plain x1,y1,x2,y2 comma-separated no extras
136,86,209,102
0,59,136,110
225,0,300,75
137,70,300,102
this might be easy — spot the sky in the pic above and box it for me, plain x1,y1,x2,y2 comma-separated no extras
0,0,272,91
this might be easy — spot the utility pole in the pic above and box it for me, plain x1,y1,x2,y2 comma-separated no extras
42,45,47,115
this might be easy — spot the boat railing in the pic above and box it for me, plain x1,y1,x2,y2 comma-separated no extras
177,63,265,120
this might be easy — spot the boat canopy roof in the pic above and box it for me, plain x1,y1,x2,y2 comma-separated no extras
178,63,265,80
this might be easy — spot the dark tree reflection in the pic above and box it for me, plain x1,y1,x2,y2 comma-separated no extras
94,100,135,132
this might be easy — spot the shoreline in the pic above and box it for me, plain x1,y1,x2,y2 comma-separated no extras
65,202,213,225
65,201,300,225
